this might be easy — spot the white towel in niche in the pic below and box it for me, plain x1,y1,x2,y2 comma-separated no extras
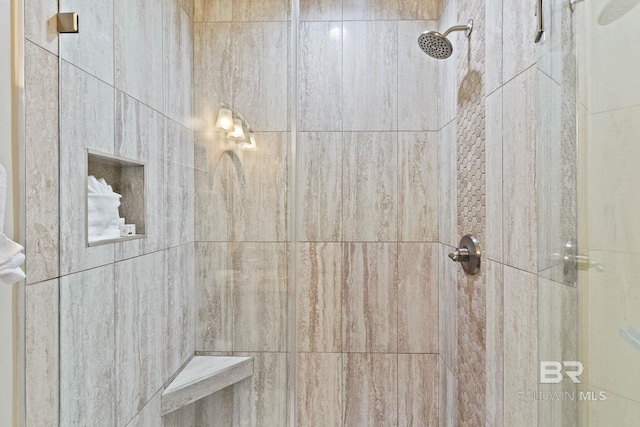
0,163,26,285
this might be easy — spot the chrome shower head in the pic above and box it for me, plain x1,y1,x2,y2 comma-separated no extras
418,19,473,59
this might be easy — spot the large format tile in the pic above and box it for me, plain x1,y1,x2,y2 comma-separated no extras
343,21,397,131
25,41,59,284
232,0,290,21
297,243,342,353
398,243,438,353
128,390,162,427
485,0,503,94
503,266,538,427
485,88,503,263
300,0,342,21
25,0,58,55
163,403,196,427
228,132,289,241
232,22,288,132
164,243,195,380
233,352,289,427
164,119,195,248
25,279,59,427
343,132,397,242
59,0,113,84
297,132,342,241
438,122,457,248
439,244,458,373
485,259,504,427
503,67,537,273
343,0,400,20
398,354,438,426
60,266,115,426
115,252,165,426
342,243,397,353
502,0,537,82
439,358,458,426
195,242,232,352
114,0,163,111
193,23,232,132
164,0,194,129
232,243,289,352
398,132,438,242
114,91,166,260
194,0,232,22
398,21,438,131
297,353,342,427
195,388,233,425
299,22,343,132
437,0,457,128
59,61,115,275
343,353,397,426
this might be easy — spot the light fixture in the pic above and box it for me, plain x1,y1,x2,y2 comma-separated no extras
240,132,257,151
214,107,234,132
227,118,246,141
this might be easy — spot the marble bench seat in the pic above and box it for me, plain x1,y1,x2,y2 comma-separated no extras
161,356,253,415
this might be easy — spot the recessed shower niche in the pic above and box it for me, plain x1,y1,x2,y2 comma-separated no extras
87,150,146,246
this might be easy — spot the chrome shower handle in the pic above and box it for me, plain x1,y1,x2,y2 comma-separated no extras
535,0,544,43
448,235,482,275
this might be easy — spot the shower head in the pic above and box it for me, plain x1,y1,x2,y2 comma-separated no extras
418,19,473,59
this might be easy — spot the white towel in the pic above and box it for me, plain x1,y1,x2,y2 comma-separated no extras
0,164,25,285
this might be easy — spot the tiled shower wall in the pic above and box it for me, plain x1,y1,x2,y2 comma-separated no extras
438,0,550,425
23,0,196,425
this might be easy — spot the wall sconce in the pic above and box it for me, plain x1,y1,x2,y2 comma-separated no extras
214,108,234,132
215,104,257,152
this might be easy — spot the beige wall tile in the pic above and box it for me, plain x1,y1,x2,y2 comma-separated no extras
25,41,59,284
163,401,196,426
164,0,194,129
193,23,232,132
502,0,537,82
399,132,438,242
343,353,398,426
485,89,502,263
114,91,166,260
503,67,537,273
60,266,115,426
59,61,115,275
232,22,289,132
343,132,398,242
398,0,440,20
485,0,503,94
343,243,397,353
195,388,233,425
343,21,398,131
439,244,457,373
115,252,165,426
398,243,438,353
194,0,232,22
25,0,58,55
26,279,59,427
59,0,114,83
398,354,438,426
297,353,342,427
232,243,289,352
164,243,195,380
195,242,232,351
297,243,342,353
485,259,503,427
299,22,343,132
439,358,458,427
233,352,289,426
343,0,400,20
300,0,342,21
438,122,458,248
114,0,164,111
128,390,162,427
398,21,438,132
503,266,538,427
297,132,342,242
232,0,290,21
437,0,457,129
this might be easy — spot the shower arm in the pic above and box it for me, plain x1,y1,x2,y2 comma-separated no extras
442,20,474,38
